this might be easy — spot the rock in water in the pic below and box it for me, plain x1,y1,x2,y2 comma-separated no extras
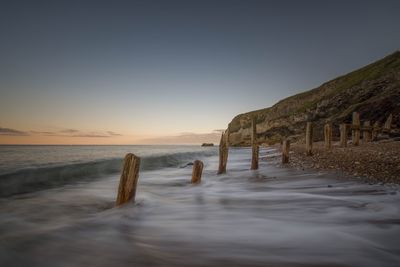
201,143,214,147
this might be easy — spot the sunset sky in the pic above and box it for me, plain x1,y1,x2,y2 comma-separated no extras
1,0,399,144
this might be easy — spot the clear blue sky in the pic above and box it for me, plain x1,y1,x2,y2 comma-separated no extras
0,0,399,144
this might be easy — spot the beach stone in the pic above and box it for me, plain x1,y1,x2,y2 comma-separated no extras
377,134,390,141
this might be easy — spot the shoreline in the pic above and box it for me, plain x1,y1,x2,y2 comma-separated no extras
272,140,400,184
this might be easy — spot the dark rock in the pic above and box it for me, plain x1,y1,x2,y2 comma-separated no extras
377,134,390,141
201,143,214,147
389,129,400,137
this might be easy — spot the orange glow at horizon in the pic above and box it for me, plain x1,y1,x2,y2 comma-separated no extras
0,131,222,145
0,135,143,145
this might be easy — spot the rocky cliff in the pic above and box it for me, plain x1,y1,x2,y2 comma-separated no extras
228,51,400,146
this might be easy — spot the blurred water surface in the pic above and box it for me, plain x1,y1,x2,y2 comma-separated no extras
0,146,399,267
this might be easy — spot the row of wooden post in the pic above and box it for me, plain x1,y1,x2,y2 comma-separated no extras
305,112,393,155
116,112,392,206
251,116,290,166
116,129,231,206
115,124,229,206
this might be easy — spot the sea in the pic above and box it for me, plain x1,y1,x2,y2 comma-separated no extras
0,145,399,267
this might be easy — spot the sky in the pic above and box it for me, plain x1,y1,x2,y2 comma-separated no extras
0,0,399,144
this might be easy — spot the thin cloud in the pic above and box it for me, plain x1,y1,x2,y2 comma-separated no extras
72,131,123,138
72,133,111,138
59,129,80,134
29,129,123,138
0,127,29,136
178,132,196,136
107,131,122,136
31,131,58,136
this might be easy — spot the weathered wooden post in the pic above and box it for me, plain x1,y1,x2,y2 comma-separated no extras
324,122,332,150
352,112,360,146
116,153,141,206
251,116,259,170
363,121,372,143
372,121,380,141
191,160,204,184
383,113,393,133
339,123,348,147
217,130,229,174
305,122,313,156
282,139,290,164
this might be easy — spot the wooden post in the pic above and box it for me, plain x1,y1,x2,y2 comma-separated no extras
383,113,393,133
282,140,290,164
339,123,348,147
251,145,259,170
324,122,332,150
372,121,380,141
352,112,360,146
116,153,140,206
363,121,372,143
305,122,313,156
217,130,229,174
191,160,204,184
251,116,259,170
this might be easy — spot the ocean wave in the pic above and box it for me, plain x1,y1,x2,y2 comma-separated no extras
0,150,216,197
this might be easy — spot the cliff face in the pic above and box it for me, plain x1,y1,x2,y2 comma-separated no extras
228,51,400,146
